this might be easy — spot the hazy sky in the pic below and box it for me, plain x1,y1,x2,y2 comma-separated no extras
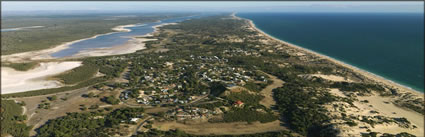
2,1,424,13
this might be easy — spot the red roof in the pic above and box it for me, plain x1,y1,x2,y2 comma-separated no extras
235,100,244,105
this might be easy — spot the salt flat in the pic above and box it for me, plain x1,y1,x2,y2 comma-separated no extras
1,61,82,94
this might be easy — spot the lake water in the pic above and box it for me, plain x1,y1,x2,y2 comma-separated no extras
238,12,424,92
50,15,202,58
1,26,45,32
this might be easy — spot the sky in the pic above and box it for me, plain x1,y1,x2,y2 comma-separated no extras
2,1,424,13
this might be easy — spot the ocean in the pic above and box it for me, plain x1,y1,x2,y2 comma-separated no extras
237,12,424,92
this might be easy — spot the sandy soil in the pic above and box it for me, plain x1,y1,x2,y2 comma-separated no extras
112,24,145,32
72,38,156,58
356,95,424,136
310,74,354,82
1,61,82,94
259,73,284,109
328,88,423,136
153,120,287,135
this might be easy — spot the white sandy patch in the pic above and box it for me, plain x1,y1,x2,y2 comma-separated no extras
72,38,156,57
328,88,423,136
311,74,354,82
112,24,144,32
1,26,45,31
1,61,82,94
357,95,424,136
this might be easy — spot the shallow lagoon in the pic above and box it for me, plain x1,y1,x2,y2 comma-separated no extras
50,15,200,58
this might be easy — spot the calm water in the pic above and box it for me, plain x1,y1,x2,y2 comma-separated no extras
50,15,202,57
238,12,424,92
1,28,20,32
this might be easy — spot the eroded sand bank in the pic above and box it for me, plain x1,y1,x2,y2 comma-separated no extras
1,61,82,94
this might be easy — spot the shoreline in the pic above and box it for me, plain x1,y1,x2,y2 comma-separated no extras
68,22,178,58
233,13,423,95
1,24,137,63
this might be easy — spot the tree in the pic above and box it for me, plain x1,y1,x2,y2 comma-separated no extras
101,96,120,105
47,95,57,101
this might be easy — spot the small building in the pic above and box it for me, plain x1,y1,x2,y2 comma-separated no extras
130,118,140,122
234,100,244,107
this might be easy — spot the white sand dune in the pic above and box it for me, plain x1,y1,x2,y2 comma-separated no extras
1,61,82,94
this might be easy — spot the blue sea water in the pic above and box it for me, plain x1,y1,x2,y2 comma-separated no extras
50,15,202,58
238,12,424,92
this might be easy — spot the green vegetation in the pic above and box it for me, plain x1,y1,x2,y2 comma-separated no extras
1,13,192,55
37,107,144,136
210,82,227,96
1,100,32,137
223,107,277,123
243,81,268,92
361,132,415,137
47,95,57,101
2,57,129,98
2,62,39,71
225,90,264,106
54,63,99,84
6,14,422,137
273,84,338,136
133,129,294,137
195,102,229,110
101,95,120,105
331,82,386,95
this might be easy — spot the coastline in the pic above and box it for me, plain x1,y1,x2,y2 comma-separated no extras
1,24,136,63
233,13,423,96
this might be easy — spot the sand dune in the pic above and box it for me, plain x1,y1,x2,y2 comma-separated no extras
1,61,82,94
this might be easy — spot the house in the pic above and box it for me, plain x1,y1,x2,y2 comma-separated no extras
234,100,244,107
130,118,140,122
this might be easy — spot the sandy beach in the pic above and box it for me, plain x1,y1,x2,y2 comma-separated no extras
72,38,156,57
111,24,145,32
234,13,423,96
1,61,82,94
233,13,424,135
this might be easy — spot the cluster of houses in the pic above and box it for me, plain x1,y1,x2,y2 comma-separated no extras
222,48,261,57
118,54,269,107
165,106,223,121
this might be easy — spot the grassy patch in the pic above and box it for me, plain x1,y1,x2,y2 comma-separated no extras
54,64,99,84
243,81,268,92
225,90,264,106
2,62,39,71
223,107,277,123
